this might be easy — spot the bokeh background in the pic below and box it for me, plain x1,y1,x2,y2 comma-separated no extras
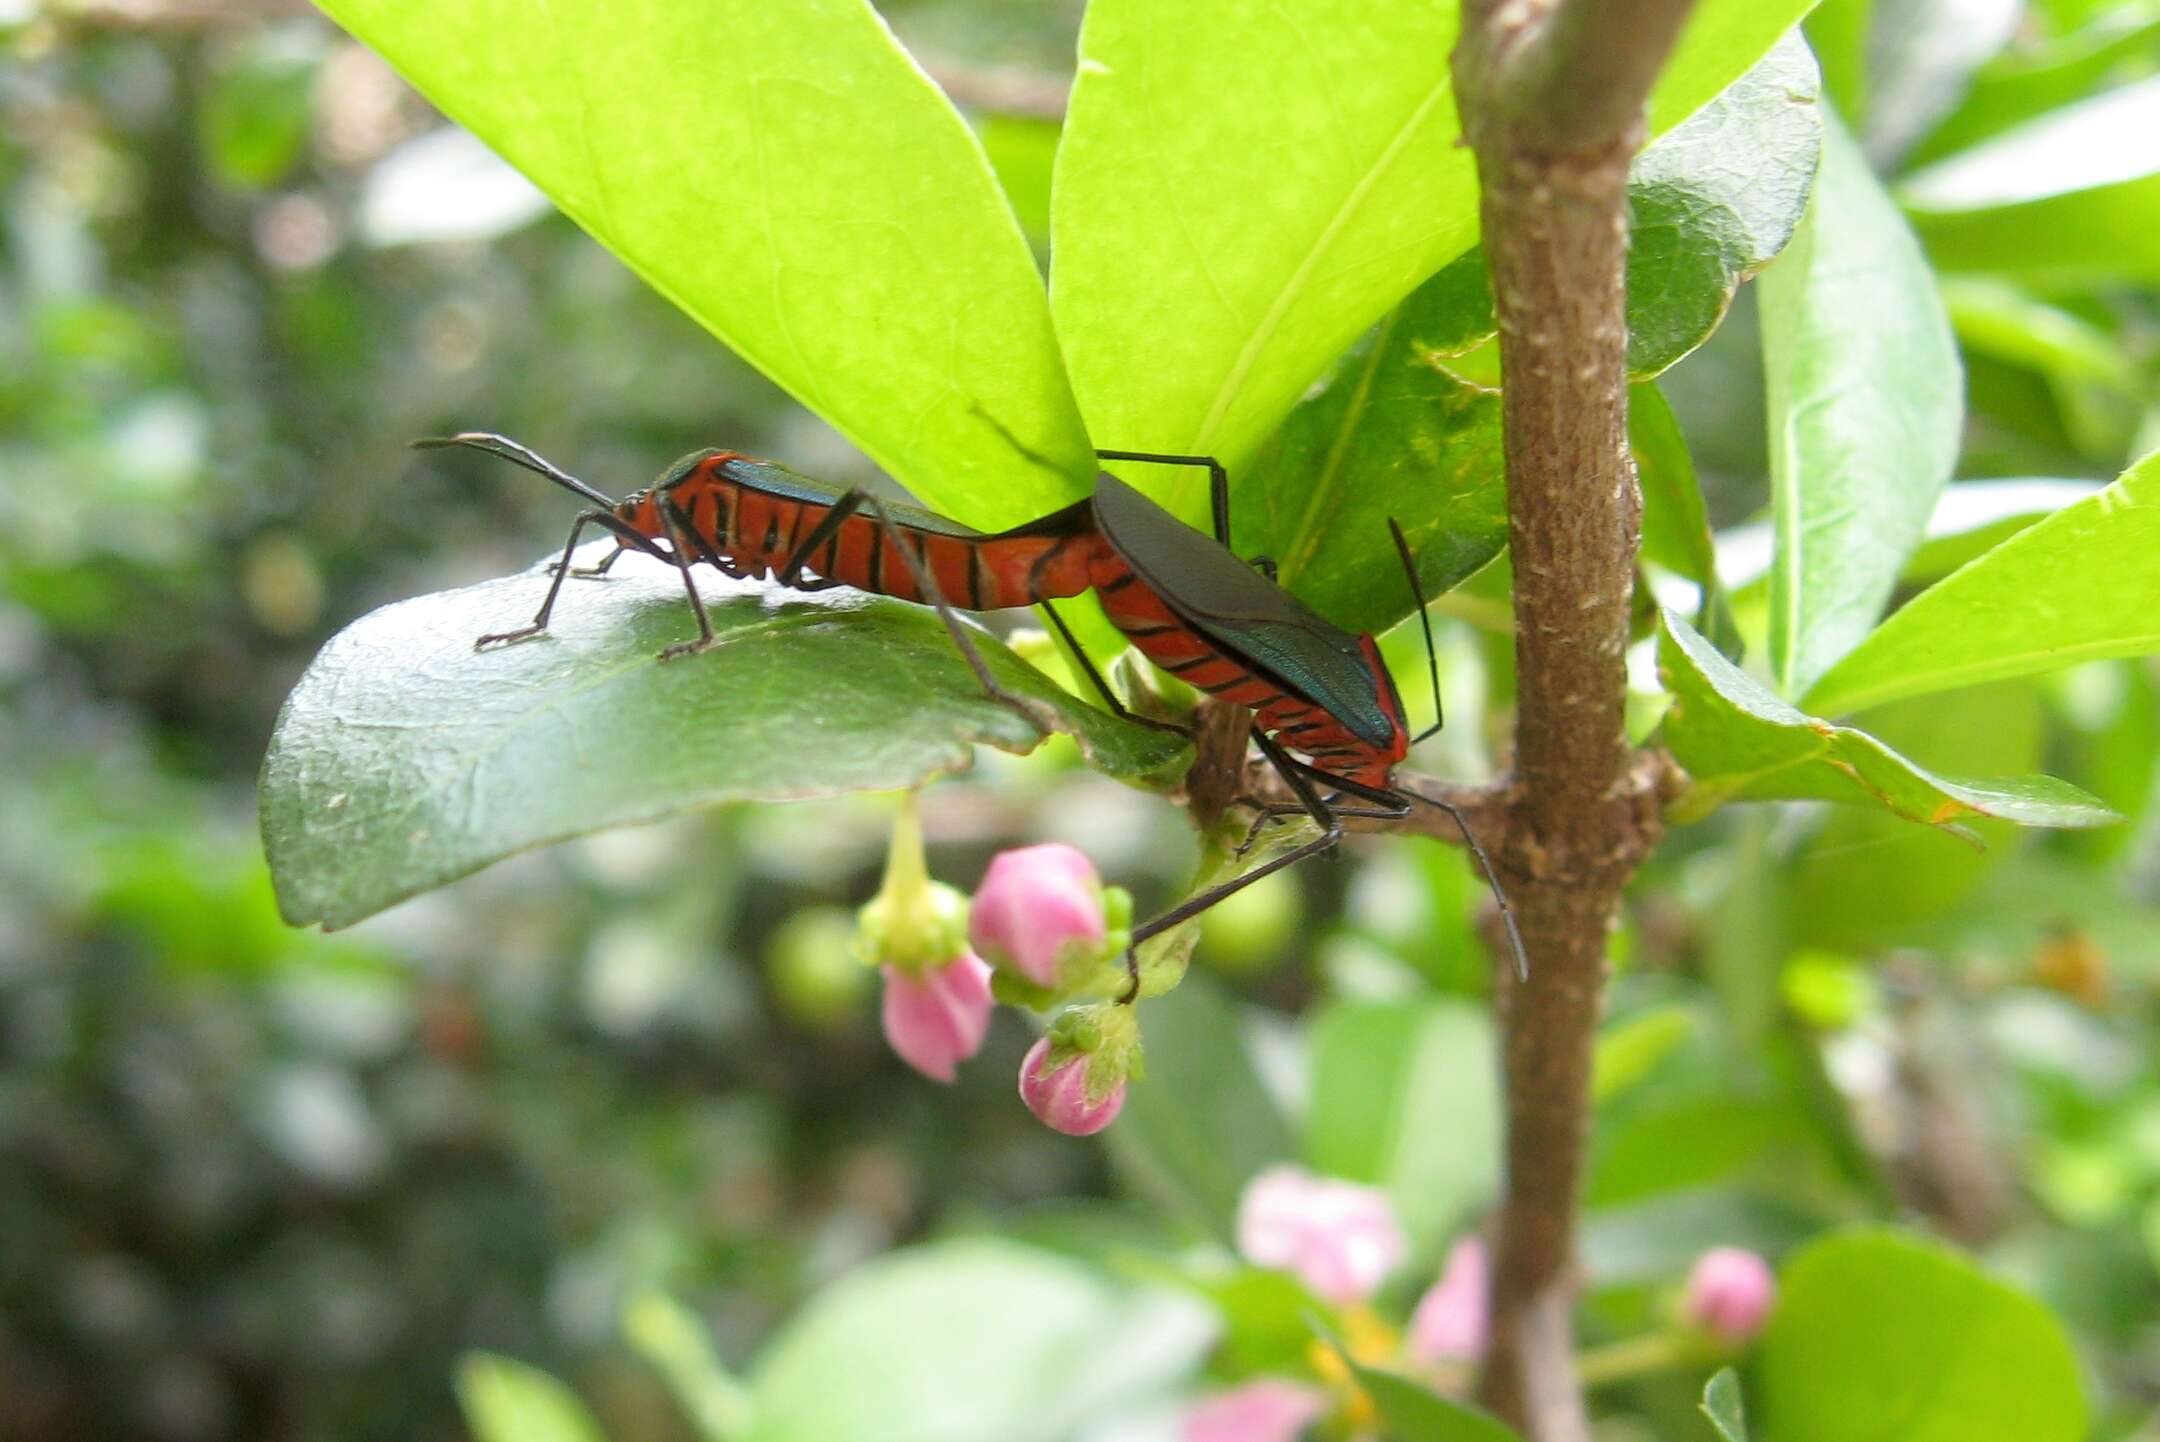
4,1,2159,1439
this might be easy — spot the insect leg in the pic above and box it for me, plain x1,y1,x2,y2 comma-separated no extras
1038,600,1188,736
654,499,719,661
1121,727,1344,1000
552,543,625,580
857,494,1062,739
1096,449,1233,548
477,511,606,649
777,490,865,588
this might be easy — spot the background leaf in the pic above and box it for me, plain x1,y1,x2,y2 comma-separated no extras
1903,74,2160,279
1304,998,1500,1257
457,1355,607,1442
1805,449,2160,716
1634,382,1741,654
262,552,1183,930
1050,0,1818,527
1760,112,1963,698
746,1240,1213,1442
1352,1363,1522,1442
1701,1368,1750,1442
1657,611,2117,829
314,0,1093,524
1109,976,1296,1242
1761,1229,2087,1442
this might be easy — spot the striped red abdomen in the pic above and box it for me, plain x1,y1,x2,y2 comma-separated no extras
1090,552,1404,789
621,465,1101,609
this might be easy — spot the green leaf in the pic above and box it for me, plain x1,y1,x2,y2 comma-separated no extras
200,33,318,191
1593,1004,1697,1105
1901,478,2103,584
314,0,1092,525
1902,75,2160,280
1305,998,1499,1255
1634,382,1741,655
1625,31,1823,378
1050,0,1817,525
1219,36,1820,634
746,1240,1212,1442
1702,1368,1750,1442
262,555,1184,930
1760,112,1962,698
1761,1229,2087,1442
457,1354,607,1442
1787,682,2043,949
1355,1365,1522,1442
1109,975,1296,1242
1905,10,2160,168
1232,291,1506,635
1657,610,2119,829
624,1293,754,1442
1804,449,2160,716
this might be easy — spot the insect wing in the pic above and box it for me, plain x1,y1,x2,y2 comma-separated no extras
1089,471,1397,747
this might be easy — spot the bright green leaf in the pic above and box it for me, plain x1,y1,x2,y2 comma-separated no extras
1761,1229,2087,1442
262,555,1184,930
457,1354,607,1442
1702,1368,1750,1442
1051,0,1818,526
1305,999,1499,1255
1804,449,2160,716
1760,113,1962,698
1657,610,2118,829
1109,976,1296,1242
747,1240,1211,1442
315,0,1093,525
1903,75,2160,279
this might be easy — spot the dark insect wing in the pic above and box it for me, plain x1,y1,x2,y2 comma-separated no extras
1088,470,1398,748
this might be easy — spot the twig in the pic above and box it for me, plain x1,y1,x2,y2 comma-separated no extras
1451,1,1697,1436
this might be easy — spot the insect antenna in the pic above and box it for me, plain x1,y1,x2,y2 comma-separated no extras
1387,518,1445,743
412,432,621,511
1408,786,1529,982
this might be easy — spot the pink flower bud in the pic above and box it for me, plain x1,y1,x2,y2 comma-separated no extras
1683,1247,1776,1342
1408,1237,1489,1364
969,844,1110,990
1235,1165,1407,1306
1182,1379,1327,1442
879,956,993,1083
1018,1035,1126,1135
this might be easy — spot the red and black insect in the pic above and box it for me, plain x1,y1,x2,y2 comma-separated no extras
416,433,1523,979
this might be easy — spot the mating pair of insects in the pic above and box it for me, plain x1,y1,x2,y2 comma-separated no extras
416,432,1524,983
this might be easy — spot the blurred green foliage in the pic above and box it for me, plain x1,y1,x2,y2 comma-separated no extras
4,2,2160,1441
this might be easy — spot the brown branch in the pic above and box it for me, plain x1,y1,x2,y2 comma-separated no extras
1450,1,1696,1437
